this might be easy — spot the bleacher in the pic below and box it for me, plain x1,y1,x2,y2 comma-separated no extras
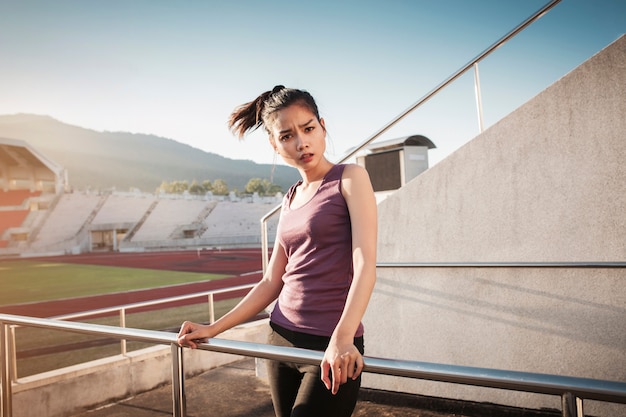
130,198,212,242
0,189,282,254
0,189,41,206
29,193,102,249
0,210,29,247
91,194,156,225
0,135,283,254
0,137,68,253
0,190,43,248
202,201,279,239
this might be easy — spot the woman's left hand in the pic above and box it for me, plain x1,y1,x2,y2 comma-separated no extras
320,340,364,395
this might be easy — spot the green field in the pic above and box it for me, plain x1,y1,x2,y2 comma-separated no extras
14,299,242,377
0,260,228,305
0,259,241,377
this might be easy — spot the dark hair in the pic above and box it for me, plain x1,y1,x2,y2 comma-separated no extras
228,85,321,139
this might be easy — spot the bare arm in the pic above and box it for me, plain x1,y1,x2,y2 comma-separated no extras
177,240,287,348
321,164,378,394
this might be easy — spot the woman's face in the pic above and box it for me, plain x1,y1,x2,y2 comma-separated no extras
268,103,326,170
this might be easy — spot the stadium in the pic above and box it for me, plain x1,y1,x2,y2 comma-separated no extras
0,136,281,256
1,32,625,417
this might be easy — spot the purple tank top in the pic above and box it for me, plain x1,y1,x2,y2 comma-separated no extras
270,164,364,338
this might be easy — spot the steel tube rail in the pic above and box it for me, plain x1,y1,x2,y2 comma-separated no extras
336,0,562,164
2,313,626,416
0,314,174,345
473,63,484,132
50,283,256,321
1,323,12,417
4,283,257,384
195,338,626,405
376,261,626,268
0,315,179,417
171,344,186,417
260,214,272,272
260,0,563,271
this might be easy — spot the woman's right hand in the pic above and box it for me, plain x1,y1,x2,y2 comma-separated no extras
177,321,214,349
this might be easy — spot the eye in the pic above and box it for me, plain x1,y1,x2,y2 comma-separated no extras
279,134,292,142
304,126,314,133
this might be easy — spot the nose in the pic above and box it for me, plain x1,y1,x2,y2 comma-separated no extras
296,135,309,151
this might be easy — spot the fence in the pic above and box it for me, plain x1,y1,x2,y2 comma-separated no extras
2,313,626,417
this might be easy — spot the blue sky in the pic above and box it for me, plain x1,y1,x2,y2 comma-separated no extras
1,0,624,167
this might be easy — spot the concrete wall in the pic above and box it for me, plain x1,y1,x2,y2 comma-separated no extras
11,321,269,417
363,35,626,416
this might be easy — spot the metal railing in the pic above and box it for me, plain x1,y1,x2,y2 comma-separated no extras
376,261,626,269
260,0,563,271
6,261,622,385
4,283,255,383
2,313,625,417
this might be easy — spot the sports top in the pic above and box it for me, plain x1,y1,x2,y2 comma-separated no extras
270,164,364,338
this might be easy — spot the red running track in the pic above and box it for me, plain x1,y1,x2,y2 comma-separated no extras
0,248,265,318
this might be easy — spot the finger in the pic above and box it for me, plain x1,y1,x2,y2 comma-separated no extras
332,366,341,395
352,355,364,380
176,322,189,338
320,361,332,390
340,363,349,384
177,321,198,339
178,332,203,349
346,358,355,380
178,333,198,349
177,334,196,349
339,354,350,384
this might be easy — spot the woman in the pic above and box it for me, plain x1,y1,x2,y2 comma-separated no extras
177,85,377,417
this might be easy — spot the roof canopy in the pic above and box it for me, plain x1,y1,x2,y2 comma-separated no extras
366,135,436,153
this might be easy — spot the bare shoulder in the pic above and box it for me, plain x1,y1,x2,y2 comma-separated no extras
341,164,374,196
341,163,371,183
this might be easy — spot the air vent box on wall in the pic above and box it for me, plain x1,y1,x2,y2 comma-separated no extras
356,135,435,192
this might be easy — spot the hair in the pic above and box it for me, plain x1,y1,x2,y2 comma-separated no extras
228,85,321,140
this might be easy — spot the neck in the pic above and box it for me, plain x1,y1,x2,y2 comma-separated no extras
299,159,334,187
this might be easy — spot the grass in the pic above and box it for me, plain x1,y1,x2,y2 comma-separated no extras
0,260,228,305
0,258,246,377
15,299,243,377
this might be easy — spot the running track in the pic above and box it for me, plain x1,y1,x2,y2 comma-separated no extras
0,248,265,318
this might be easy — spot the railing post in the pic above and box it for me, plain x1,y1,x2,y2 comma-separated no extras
473,62,484,133
208,294,215,324
9,326,17,384
171,344,186,417
561,392,579,417
261,218,269,274
119,308,127,355
1,322,13,417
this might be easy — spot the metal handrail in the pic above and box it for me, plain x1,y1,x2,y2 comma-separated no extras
51,282,256,322
8,260,621,380
4,282,256,384
260,0,563,271
376,261,626,268
2,313,625,417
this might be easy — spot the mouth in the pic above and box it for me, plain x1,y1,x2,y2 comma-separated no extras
300,153,314,161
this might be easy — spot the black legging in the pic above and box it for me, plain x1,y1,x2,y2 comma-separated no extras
267,322,364,417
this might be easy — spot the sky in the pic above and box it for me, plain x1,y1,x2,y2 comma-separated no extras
1,0,625,168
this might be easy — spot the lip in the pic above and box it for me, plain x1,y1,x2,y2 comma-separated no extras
300,153,314,162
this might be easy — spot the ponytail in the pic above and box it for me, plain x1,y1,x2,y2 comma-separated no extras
228,85,320,139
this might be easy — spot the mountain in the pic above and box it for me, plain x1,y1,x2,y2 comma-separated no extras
0,114,300,192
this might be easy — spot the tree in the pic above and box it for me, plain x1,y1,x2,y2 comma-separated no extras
212,179,228,195
188,180,205,195
245,178,265,195
245,178,282,196
156,181,169,194
172,180,189,194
